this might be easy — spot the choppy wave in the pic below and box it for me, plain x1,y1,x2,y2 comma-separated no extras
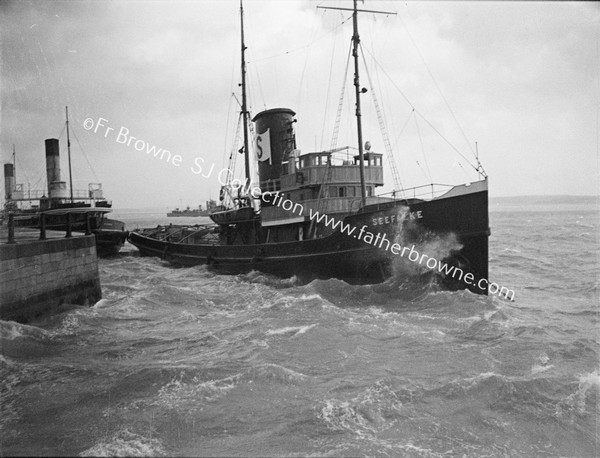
1,202,598,456
80,429,166,457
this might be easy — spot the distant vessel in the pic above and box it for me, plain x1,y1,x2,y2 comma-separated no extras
3,107,128,256
167,200,219,217
129,0,490,294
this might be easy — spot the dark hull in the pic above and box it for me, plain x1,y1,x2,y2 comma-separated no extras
128,184,489,294
167,211,211,217
93,218,128,257
95,230,128,257
408,187,489,289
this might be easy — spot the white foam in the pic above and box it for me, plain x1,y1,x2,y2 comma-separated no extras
319,399,375,437
247,363,308,383
80,429,165,457
298,293,327,303
556,369,600,417
153,373,240,412
531,363,554,375
573,370,600,412
266,324,316,337
92,299,109,308
0,321,51,341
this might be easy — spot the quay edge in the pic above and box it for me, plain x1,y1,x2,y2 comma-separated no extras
0,234,101,323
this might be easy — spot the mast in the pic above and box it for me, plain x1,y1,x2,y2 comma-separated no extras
12,144,16,185
351,0,367,207
317,1,396,208
240,0,250,188
66,106,74,203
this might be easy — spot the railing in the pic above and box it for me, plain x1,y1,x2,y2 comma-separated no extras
5,209,108,243
378,183,454,201
7,188,108,202
259,150,383,192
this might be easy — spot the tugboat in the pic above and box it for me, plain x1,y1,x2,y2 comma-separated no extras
3,108,128,256
128,0,490,294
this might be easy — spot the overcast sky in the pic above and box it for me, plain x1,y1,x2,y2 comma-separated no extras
1,0,598,209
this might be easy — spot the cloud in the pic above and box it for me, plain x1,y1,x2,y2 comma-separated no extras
1,0,598,209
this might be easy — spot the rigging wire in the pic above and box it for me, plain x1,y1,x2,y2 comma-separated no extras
414,109,482,177
363,44,483,176
229,113,244,182
319,8,340,152
222,92,237,170
247,6,353,120
392,108,415,148
222,61,238,170
397,10,478,161
249,13,351,64
57,123,66,141
330,41,353,151
359,43,404,192
247,51,267,112
13,155,44,206
294,6,322,118
412,111,433,183
70,127,100,183
57,115,101,187
30,172,46,194
13,154,32,187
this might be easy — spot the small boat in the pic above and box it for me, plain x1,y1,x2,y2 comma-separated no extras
129,0,490,294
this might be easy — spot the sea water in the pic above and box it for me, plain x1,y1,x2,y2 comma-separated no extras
1,196,598,456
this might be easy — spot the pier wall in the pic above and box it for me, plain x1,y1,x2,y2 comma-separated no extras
0,235,101,323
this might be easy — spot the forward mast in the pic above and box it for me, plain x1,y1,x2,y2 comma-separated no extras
240,0,251,189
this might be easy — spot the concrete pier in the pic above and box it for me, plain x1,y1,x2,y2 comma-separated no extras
0,223,102,323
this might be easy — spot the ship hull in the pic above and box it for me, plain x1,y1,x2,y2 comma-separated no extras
94,218,128,257
95,230,128,256
128,182,489,294
167,212,211,217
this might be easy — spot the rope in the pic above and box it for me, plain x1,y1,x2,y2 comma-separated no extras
330,41,353,151
362,46,483,176
294,6,321,116
222,93,237,170
360,43,404,192
398,12,477,160
391,108,415,150
319,20,340,152
413,112,432,183
71,127,100,182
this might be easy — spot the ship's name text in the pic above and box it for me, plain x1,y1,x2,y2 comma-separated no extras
372,211,422,226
